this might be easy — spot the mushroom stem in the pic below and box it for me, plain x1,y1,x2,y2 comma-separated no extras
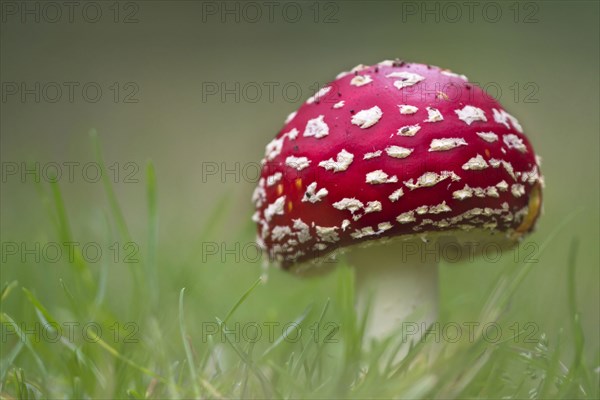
349,241,439,341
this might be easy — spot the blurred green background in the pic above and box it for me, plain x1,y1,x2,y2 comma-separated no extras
1,0,598,392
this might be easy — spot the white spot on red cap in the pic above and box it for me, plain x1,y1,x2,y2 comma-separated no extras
266,172,283,187
351,106,383,129
496,180,509,191
285,128,299,140
378,60,395,67
388,188,404,202
315,226,339,243
502,160,517,180
350,75,373,87
318,149,354,172
472,187,486,198
336,70,351,79
455,105,487,125
264,137,284,161
503,134,527,153
493,108,510,128
378,222,393,231
366,170,398,184
272,226,292,241
385,146,413,159
428,201,451,214
351,64,369,73
350,226,377,239
429,138,468,152
260,220,270,240
399,105,418,114
486,186,500,198
415,205,428,215
511,184,526,198
292,219,311,243
333,198,364,214
397,211,416,224
521,165,540,185
364,201,382,214
436,219,450,228
285,111,297,124
286,156,311,170
493,108,523,133
462,154,489,170
306,86,331,104
489,158,501,168
404,171,460,190
396,124,421,136
303,115,329,139
453,185,473,200
441,70,468,81
424,107,444,123
333,100,345,109
341,219,350,231
476,131,498,143
363,150,382,160
252,179,266,207
302,182,328,203
386,71,425,89
264,196,286,222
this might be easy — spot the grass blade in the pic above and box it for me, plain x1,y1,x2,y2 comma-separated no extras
0,281,18,304
48,179,94,290
0,313,47,377
90,129,132,243
21,288,59,326
222,277,263,325
216,317,272,398
562,237,593,397
90,129,143,309
178,288,201,398
261,304,312,359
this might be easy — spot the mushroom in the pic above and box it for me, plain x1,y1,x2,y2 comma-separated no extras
252,60,544,339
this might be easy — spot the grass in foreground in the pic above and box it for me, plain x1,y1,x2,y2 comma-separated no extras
0,134,597,399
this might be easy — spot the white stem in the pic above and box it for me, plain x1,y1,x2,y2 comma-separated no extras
348,242,439,341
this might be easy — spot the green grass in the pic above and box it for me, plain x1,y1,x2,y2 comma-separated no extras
1,137,597,399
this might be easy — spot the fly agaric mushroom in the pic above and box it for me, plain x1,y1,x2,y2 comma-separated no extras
252,60,543,338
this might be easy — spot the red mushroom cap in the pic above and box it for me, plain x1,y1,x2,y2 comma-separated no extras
252,60,543,269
